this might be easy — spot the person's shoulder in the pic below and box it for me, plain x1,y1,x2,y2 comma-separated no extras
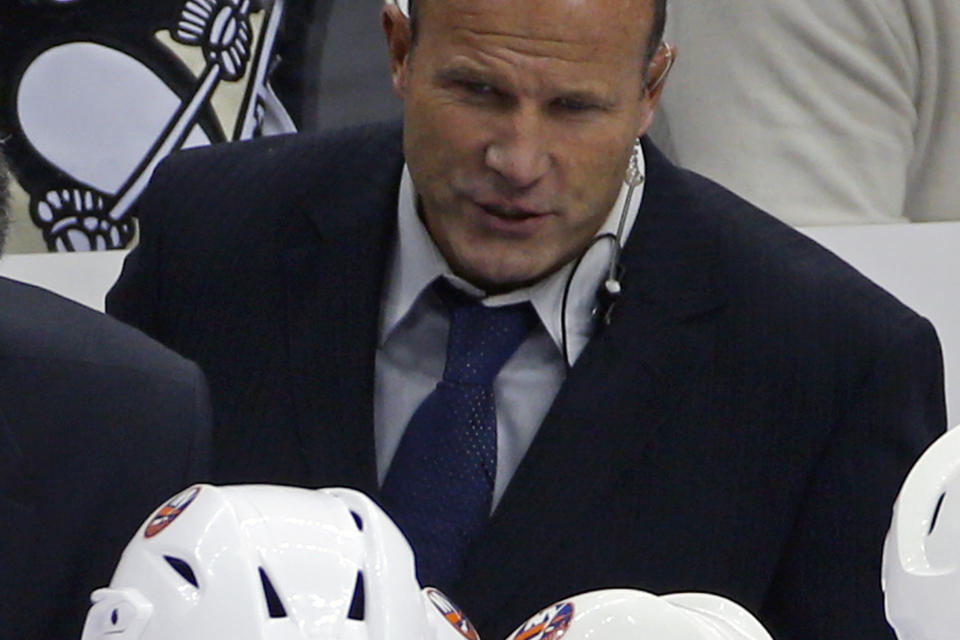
154,120,403,181
0,276,203,384
645,141,928,329
133,121,404,240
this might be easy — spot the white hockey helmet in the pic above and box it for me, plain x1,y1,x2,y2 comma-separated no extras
504,589,772,640
883,425,960,640
80,484,480,640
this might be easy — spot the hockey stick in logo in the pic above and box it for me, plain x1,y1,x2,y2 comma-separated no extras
103,0,254,226
234,0,287,140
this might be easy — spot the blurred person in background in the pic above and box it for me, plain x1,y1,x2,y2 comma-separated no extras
650,0,960,225
0,149,212,638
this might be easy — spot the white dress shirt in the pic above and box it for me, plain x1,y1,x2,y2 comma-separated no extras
375,147,645,507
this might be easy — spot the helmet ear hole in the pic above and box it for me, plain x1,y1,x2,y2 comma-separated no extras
259,568,287,618
80,587,153,639
929,491,947,534
348,572,365,621
884,427,960,640
163,556,198,588
350,510,364,530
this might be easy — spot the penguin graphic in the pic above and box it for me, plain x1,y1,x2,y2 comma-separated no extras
0,0,293,252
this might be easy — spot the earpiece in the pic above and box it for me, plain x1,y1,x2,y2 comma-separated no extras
646,41,675,94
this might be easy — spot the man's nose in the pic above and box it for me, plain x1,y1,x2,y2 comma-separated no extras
484,109,551,189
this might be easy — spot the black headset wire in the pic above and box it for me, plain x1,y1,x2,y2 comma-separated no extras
560,231,620,370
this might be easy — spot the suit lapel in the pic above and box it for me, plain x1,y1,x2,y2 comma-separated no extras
454,142,728,623
281,126,405,492
275,130,728,622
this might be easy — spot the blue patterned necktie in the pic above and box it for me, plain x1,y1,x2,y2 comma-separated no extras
380,279,537,589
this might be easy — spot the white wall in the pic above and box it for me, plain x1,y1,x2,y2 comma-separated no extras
0,249,128,312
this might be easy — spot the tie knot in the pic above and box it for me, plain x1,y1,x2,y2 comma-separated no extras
434,279,537,385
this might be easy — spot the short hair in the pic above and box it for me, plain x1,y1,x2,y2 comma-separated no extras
0,147,8,255
408,0,667,66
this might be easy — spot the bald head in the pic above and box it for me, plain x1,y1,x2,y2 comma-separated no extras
408,0,667,64
384,0,672,292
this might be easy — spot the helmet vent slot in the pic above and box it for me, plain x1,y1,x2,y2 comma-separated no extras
350,510,364,530
348,571,365,620
164,555,198,587
259,567,288,618
929,491,947,535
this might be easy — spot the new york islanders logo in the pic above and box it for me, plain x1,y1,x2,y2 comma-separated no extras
144,486,201,538
426,588,480,640
511,602,575,640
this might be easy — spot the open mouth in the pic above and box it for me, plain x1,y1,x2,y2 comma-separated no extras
469,200,552,238
476,201,547,220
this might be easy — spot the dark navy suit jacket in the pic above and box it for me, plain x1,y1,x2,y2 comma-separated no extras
107,123,944,640
0,277,212,639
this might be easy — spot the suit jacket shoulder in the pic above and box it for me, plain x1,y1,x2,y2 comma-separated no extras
0,277,213,640
132,121,404,244
1,276,204,377
108,122,404,339
108,124,405,487
637,140,929,333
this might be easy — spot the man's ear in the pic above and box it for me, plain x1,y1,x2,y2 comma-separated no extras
383,3,412,97
636,41,676,136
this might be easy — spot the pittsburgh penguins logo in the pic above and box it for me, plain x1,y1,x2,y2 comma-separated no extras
511,602,575,640
0,0,292,252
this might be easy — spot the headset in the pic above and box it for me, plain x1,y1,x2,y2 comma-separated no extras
560,41,675,367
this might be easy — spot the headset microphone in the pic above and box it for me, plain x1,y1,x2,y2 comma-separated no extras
593,137,643,326
593,44,672,326
595,267,625,327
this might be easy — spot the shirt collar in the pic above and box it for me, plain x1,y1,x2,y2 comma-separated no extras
380,144,646,364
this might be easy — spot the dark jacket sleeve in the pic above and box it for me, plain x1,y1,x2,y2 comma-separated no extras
760,312,945,640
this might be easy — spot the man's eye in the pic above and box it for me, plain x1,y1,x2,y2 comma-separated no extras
553,98,596,113
460,81,495,96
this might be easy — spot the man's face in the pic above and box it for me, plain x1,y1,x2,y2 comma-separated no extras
385,0,665,293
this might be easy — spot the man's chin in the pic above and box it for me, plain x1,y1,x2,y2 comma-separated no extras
450,256,558,295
